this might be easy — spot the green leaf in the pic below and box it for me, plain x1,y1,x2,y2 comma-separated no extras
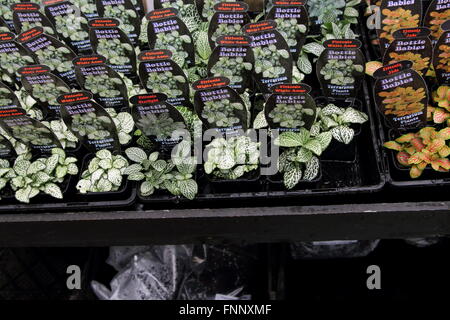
310,123,321,137
316,132,333,151
140,181,154,196
297,54,312,74
67,163,78,175
303,156,320,181
127,172,145,181
178,179,198,200
321,104,343,116
123,163,143,175
296,148,313,163
96,149,112,160
152,159,167,172
107,168,122,186
283,166,302,189
125,147,147,163
15,186,31,203
253,111,268,129
55,166,68,179
344,7,359,17
275,130,310,147
27,161,46,175
303,139,323,156
14,159,31,176
341,107,368,124
302,42,325,57
177,158,196,175
331,126,355,144
43,183,63,199
45,154,59,174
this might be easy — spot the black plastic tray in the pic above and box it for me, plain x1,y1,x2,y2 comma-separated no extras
361,6,450,188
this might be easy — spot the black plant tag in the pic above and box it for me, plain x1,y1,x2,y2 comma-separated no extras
424,0,450,43
433,19,450,84
146,8,195,68
265,1,308,61
373,61,428,129
17,27,77,85
43,0,92,54
192,76,248,136
0,113,62,155
316,39,365,99
377,0,422,55
73,54,129,111
138,49,193,110
243,20,293,94
0,32,36,86
383,27,432,77
130,93,187,150
88,18,137,78
264,83,316,131
58,91,121,153
207,2,251,50
18,64,70,118
207,35,254,94
12,3,57,36
95,0,141,46
0,133,16,159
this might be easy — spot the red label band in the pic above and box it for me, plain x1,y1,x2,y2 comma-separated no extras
73,55,107,66
57,91,92,104
18,65,51,75
214,2,248,12
146,8,178,21
130,93,168,105
17,27,43,43
11,3,40,11
88,18,120,28
323,39,362,49
192,77,230,90
243,20,277,34
216,35,251,46
138,49,172,61
271,83,311,94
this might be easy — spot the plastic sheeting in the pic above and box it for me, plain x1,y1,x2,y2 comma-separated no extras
91,245,254,300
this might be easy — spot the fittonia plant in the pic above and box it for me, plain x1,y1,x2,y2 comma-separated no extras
10,148,78,203
0,2,15,21
137,112,186,140
11,124,53,146
211,23,243,43
31,82,70,106
0,51,34,79
0,88,12,106
84,74,122,98
161,0,202,30
268,104,315,128
204,136,260,180
146,71,186,97
320,59,364,85
54,14,89,41
155,30,191,62
15,87,43,120
34,46,73,73
254,45,290,78
76,149,129,193
307,0,360,24
72,0,97,17
210,56,252,84
201,0,236,21
42,119,78,149
314,104,368,144
274,129,332,189
71,112,112,140
275,18,307,47
19,21,55,35
103,4,137,34
124,144,198,199
0,159,12,198
105,108,135,145
0,127,30,156
201,98,244,127
96,38,133,66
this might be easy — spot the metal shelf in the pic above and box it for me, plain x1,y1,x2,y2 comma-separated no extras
0,201,449,246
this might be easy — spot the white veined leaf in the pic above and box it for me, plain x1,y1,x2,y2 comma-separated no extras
346,0,361,6
321,104,343,116
125,147,147,163
217,150,235,170
55,166,68,179
204,161,215,174
275,129,310,147
310,122,321,136
45,154,59,174
113,157,128,169
316,131,333,151
344,27,356,39
344,7,359,17
331,126,355,144
177,157,196,175
178,179,198,200
341,107,368,124
283,166,302,189
127,172,145,181
99,159,113,170
15,186,32,203
67,163,79,175
152,159,167,172
140,181,154,196
14,159,31,176
117,112,134,132
96,149,112,160
296,148,313,163
123,163,143,175
27,160,46,175
97,178,113,192
91,168,104,182
107,168,123,187
148,152,159,162
322,12,337,24
303,139,323,156
43,183,63,199
302,42,325,56
253,111,268,129
29,187,39,199
88,157,100,173
118,131,132,145
297,54,312,74
303,156,320,181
